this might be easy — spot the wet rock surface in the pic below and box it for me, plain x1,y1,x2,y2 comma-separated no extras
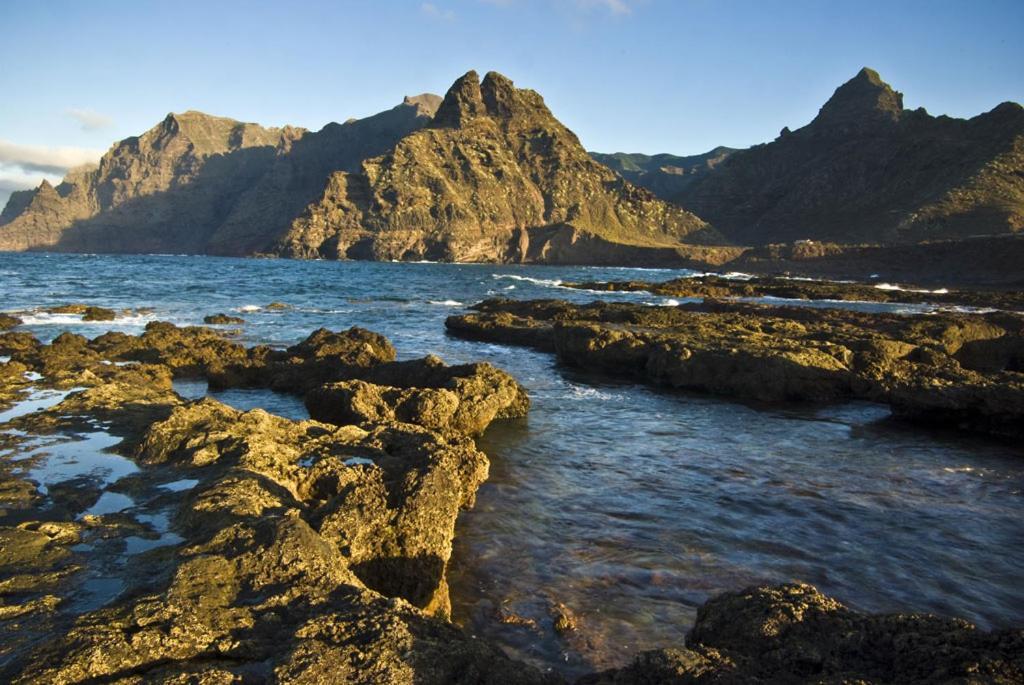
564,273,1024,311
447,298,1024,438
202,313,245,325
1,320,1022,682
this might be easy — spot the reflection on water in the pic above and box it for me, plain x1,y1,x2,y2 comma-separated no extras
2,253,1023,677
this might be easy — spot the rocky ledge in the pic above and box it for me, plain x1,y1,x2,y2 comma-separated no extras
564,273,1024,310
446,298,1024,439
1,322,1021,682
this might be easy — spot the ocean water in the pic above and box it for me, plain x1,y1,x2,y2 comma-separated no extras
2,253,1023,676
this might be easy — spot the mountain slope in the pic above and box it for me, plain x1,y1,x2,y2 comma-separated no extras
589,147,736,200
675,68,1024,245
278,71,722,263
0,101,440,255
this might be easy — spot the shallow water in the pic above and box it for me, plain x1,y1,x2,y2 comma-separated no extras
2,252,1023,676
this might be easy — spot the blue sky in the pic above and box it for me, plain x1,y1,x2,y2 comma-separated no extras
1,0,1021,204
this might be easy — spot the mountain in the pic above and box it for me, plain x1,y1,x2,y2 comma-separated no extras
589,147,735,200
675,67,1024,245
0,72,721,264
0,101,440,255
277,70,722,262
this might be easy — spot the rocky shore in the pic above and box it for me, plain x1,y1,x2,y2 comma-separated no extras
447,298,1024,439
564,273,1024,311
1,320,1022,682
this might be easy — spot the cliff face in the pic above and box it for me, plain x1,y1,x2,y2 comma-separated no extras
277,71,722,263
0,102,439,255
589,147,736,200
676,68,1024,245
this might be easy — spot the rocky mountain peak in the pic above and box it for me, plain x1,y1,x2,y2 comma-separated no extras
402,93,443,117
812,67,904,131
432,70,487,127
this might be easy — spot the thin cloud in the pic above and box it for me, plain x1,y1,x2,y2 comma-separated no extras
0,140,103,176
575,0,631,14
66,107,114,131
421,2,456,20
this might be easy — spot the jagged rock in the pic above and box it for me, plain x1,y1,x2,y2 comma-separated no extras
677,67,1024,245
0,314,20,331
305,354,530,435
447,298,1024,437
276,69,723,263
0,99,439,256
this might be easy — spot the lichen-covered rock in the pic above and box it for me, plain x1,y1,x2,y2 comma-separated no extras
448,298,1024,437
306,354,530,435
0,314,20,331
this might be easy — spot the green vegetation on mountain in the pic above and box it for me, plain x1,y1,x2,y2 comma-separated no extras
278,71,722,262
589,147,735,199
675,68,1024,245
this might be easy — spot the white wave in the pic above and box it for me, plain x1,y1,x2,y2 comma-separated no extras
504,285,516,290
237,305,262,312
719,271,756,280
565,385,617,401
662,299,681,306
0,356,9,364
428,300,464,306
492,274,564,287
875,283,949,294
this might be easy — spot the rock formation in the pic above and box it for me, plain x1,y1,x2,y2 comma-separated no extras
1,320,1022,681
447,297,1024,439
277,70,722,262
676,67,1024,245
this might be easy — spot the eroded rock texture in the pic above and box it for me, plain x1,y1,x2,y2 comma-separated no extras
447,298,1024,438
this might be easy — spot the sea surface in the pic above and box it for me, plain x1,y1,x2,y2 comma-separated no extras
2,253,1023,677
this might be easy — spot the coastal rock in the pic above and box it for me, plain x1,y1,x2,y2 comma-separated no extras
47,304,117,321
447,298,1024,437
584,583,1024,684
0,314,20,331
202,313,245,325
306,355,530,435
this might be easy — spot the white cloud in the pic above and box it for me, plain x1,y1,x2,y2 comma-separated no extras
66,108,114,131
574,0,631,14
0,140,103,176
421,2,456,20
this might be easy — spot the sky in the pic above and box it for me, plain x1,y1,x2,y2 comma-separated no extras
1,0,1022,206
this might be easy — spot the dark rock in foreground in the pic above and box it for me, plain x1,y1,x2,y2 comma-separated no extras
584,584,1024,684
447,298,1024,438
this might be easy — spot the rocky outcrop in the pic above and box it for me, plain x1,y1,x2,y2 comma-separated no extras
677,68,1024,245
564,272,1024,310
583,583,1024,684
447,298,1024,438
589,147,736,200
269,70,724,262
2,322,1022,681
